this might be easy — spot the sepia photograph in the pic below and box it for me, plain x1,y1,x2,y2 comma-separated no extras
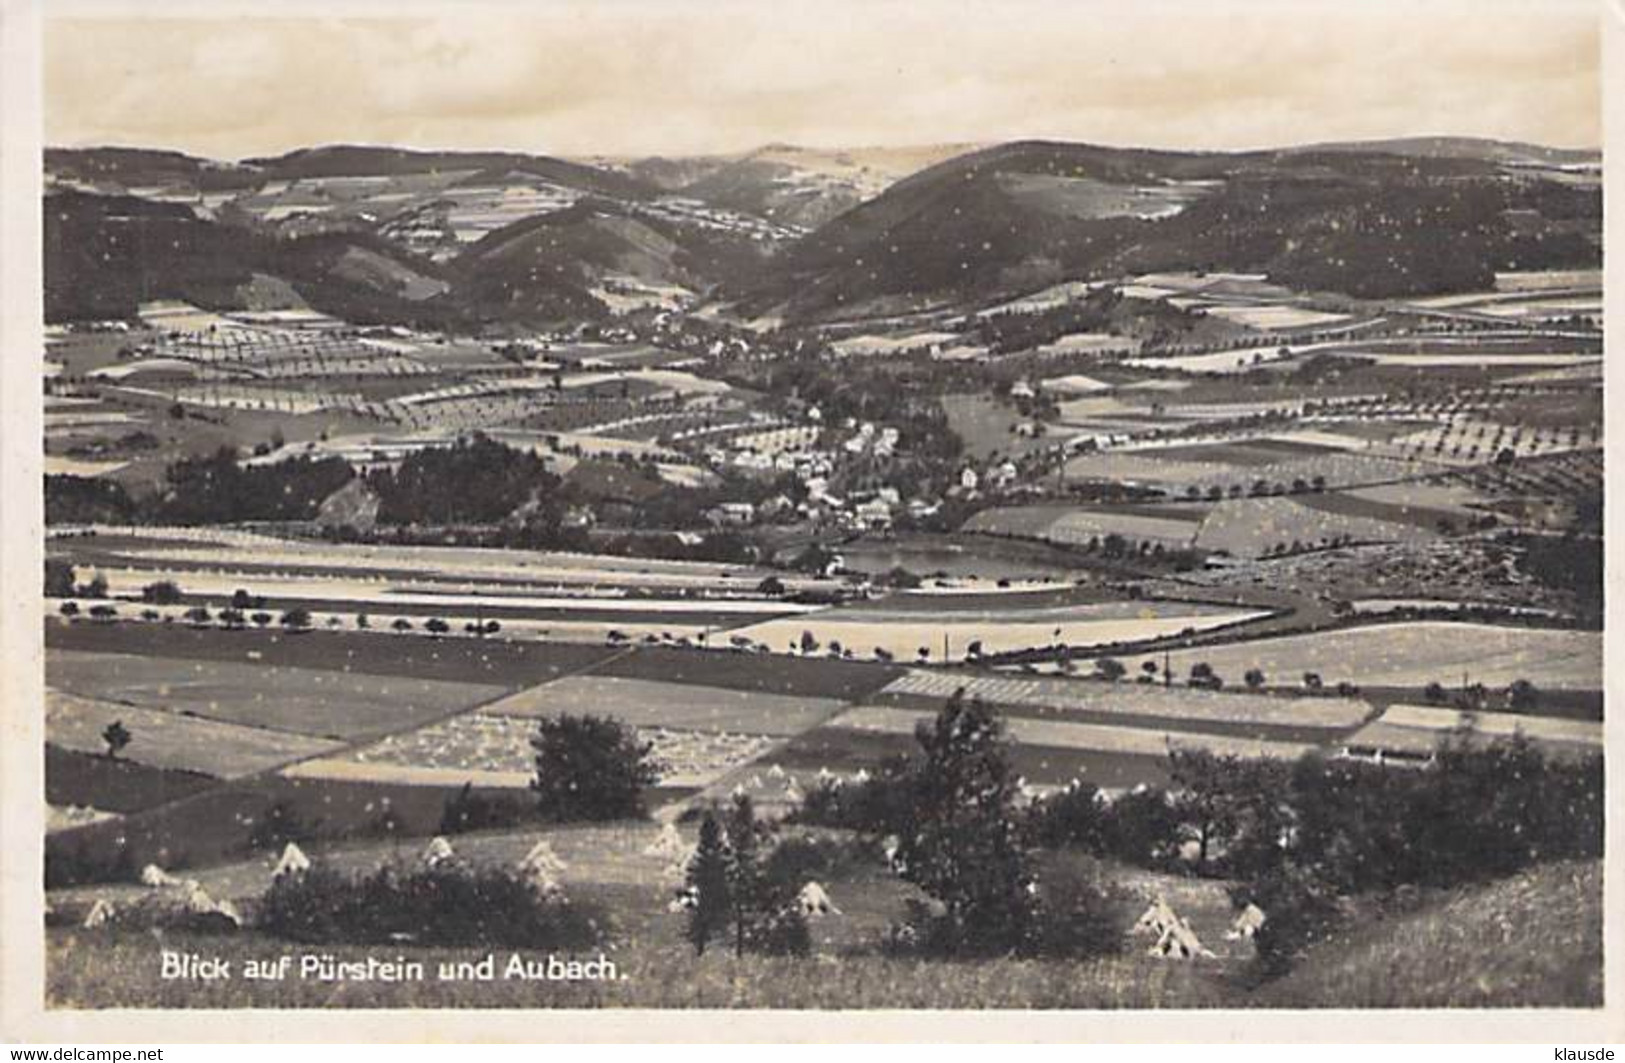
4,0,1618,1038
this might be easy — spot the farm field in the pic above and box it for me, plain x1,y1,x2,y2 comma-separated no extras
718,603,1272,663
825,597,1240,626
1112,622,1601,692
1343,702,1602,759
763,724,1175,792
963,505,1202,549
480,674,847,735
46,649,510,741
593,645,902,701
830,705,1318,761
1163,538,1591,618
1193,496,1431,558
1065,446,1426,496
295,708,783,789
85,567,811,620
51,527,829,596
1338,480,1487,521
883,671,1370,730
836,533,1092,582
45,620,622,685
46,744,218,815
47,689,344,778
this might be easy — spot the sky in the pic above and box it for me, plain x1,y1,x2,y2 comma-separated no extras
43,0,1601,160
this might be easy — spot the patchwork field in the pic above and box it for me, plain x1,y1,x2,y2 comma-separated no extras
480,674,847,735
300,713,779,789
1343,702,1602,760
719,602,1271,662
46,649,509,741
1115,623,1601,692
46,690,343,779
1065,446,1424,496
1193,496,1431,558
765,724,1173,791
963,505,1203,549
884,671,1371,731
829,705,1318,761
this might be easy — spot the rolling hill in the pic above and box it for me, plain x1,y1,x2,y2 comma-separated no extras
43,190,468,326
730,139,1601,322
44,137,1602,329
664,142,979,231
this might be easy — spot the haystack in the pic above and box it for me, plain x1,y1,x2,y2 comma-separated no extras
1225,902,1267,940
140,863,179,888
422,835,456,868
1131,894,1182,938
1148,919,1215,960
272,841,311,879
82,898,115,929
797,881,841,918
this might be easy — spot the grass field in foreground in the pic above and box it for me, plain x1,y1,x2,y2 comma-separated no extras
1259,860,1602,1008
45,854,1602,1009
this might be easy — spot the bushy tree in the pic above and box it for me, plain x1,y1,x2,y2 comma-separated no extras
140,580,183,605
45,559,76,598
101,720,131,759
1098,786,1182,867
893,693,1037,955
531,714,660,822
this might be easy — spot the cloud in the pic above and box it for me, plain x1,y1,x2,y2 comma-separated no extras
44,0,1600,159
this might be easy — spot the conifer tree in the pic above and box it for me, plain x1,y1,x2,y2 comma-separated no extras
685,812,731,956
723,793,766,958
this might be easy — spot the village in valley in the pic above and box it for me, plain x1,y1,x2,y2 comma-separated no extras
38,128,1604,1009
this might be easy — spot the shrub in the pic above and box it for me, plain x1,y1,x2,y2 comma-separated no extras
1031,863,1133,959
1097,786,1182,868
790,757,915,835
247,800,320,853
45,559,76,598
439,782,531,835
1024,781,1106,850
257,863,606,949
140,580,183,605
762,833,884,885
531,714,660,822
